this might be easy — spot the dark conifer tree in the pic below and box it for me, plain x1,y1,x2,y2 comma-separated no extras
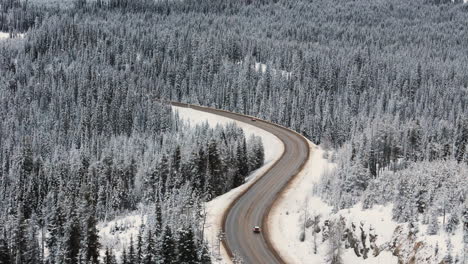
63,200,81,264
198,244,212,264
177,227,197,264
12,203,27,264
0,230,10,264
121,248,128,264
25,222,40,264
136,226,143,264
127,235,135,264
143,230,155,264
103,247,116,264
81,206,100,264
161,226,176,264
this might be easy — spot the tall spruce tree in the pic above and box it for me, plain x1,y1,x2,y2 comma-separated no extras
161,226,176,264
177,227,197,264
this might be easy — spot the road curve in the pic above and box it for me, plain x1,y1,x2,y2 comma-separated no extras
171,102,310,264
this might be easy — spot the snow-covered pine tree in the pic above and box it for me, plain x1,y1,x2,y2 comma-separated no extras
325,218,345,264
103,247,117,264
427,207,440,235
198,243,212,264
161,226,176,264
127,235,135,264
62,199,81,264
0,229,10,264
177,227,198,264
143,230,156,264
445,206,460,235
136,225,143,264
121,248,128,264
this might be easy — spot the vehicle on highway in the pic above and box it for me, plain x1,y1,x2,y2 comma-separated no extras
253,226,261,233
251,118,256,122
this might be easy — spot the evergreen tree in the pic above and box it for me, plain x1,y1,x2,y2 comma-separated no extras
103,248,116,264
12,203,27,264
81,205,100,264
445,207,460,234
25,222,40,264
121,248,128,264
127,235,135,264
207,140,222,196
326,218,345,264
143,230,155,264
427,208,440,235
136,226,143,264
161,226,176,264
0,230,10,264
47,194,64,263
198,244,211,264
63,201,81,264
177,227,197,264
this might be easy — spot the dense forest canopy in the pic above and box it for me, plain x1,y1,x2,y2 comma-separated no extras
0,0,467,263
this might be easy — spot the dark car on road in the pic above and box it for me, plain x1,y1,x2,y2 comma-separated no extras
253,226,261,233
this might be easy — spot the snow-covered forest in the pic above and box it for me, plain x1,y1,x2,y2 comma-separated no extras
0,0,467,263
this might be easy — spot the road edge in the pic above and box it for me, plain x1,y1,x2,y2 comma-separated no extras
260,125,312,264
265,140,317,263
170,101,310,263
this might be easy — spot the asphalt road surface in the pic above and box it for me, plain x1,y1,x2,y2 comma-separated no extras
171,102,310,264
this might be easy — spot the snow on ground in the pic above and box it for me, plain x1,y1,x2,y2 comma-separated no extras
0,32,25,40
173,105,284,263
269,143,335,263
342,250,397,264
98,212,146,260
269,142,400,264
338,203,397,244
254,62,292,78
0,32,9,39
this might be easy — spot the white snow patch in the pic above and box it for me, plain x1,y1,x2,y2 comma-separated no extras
269,143,399,263
98,213,145,260
338,203,397,243
0,32,25,40
173,105,285,263
343,250,397,264
254,62,292,78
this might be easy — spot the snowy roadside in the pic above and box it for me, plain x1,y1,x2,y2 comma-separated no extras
173,105,285,264
268,140,399,263
268,139,464,264
268,141,338,263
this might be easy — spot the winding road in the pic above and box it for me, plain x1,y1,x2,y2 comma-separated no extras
171,102,310,264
